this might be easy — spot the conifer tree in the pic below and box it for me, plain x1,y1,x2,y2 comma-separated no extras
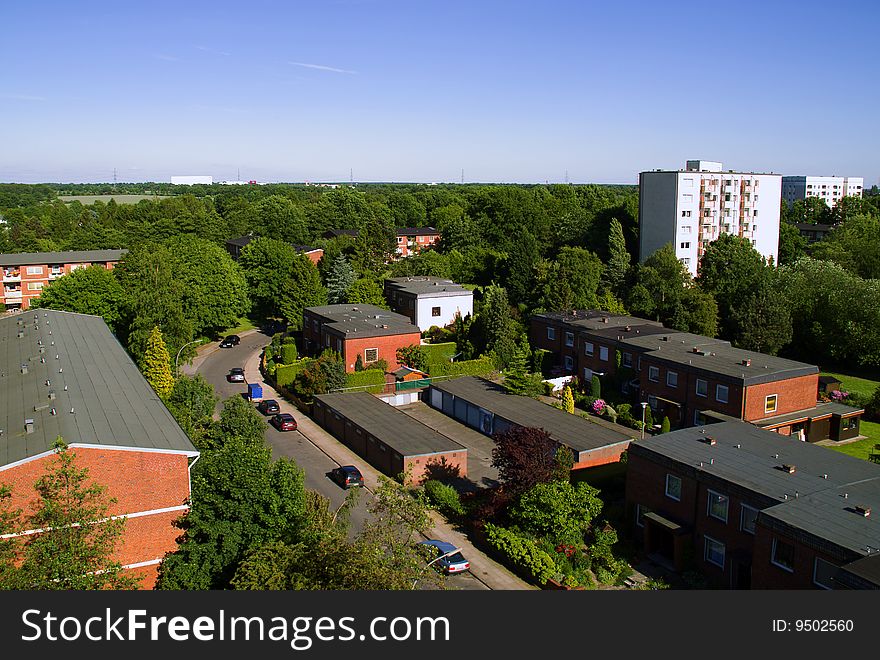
142,326,175,398
562,386,575,414
602,218,630,294
660,416,671,434
325,255,357,304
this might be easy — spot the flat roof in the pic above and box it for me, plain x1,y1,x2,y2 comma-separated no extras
534,311,663,331
0,249,126,267
226,236,320,253
314,392,465,457
385,276,472,298
396,226,440,236
640,169,781,177
305,304,420,339
754,402,864,428
0,310,198,467
629,421,880,556
429,377,634,454
837,554,880,588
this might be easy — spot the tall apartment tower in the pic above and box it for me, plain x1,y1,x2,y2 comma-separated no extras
781,175,863,208
639,160,782,277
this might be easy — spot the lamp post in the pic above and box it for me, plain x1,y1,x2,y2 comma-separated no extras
175,339,203,372
640,402,648,440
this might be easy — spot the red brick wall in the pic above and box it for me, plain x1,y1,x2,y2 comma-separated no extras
626,451,699,531
304,249,323,266
404,451,467,486
572,442,630,469
750,524,843,589
342,332,421,372
530,319,563,362
6,260,118,310
743,375,818,422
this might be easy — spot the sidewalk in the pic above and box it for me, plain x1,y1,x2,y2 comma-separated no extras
180,328,262,377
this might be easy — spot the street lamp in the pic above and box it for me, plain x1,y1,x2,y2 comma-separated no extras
640,402,648,440
413,546,463,589
175,339,203,372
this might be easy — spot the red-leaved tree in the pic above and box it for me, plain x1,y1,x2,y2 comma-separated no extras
491,426,572,496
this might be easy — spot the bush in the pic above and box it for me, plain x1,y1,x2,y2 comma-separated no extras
275,360,312,389
365,358,388,372
532,348,552,376
279,343,298,365
590,375,601,398
344,369,386,393
542,381,555,396
484,523,557,585
423,480,465,517
660,416,671,434
430,357,495,378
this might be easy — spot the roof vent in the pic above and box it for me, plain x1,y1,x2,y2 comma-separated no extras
699,436,717,445
779,464,796,474
822,474,828,479
661,336,670,341
625,325,631,332
25,418,34,434
48,391,55,400
742,359,751,367
709,458,714,465
734,443,741,449
20,364,28,375
17,331,24,339
601,317,609,323
50,408,56,416
855,505,871,518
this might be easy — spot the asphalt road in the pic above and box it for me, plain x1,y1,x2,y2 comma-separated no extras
193,331,488,590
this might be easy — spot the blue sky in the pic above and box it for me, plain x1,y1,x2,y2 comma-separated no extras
1,0,877,184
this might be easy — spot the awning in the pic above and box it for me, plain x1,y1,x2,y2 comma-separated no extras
643,511,689,535
653,396,682,407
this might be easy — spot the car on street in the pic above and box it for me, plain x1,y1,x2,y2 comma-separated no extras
330,465,364,489
270,412,297,432
418,540,470,575
227,367,245,382
219,334,241,348
257,399,281,415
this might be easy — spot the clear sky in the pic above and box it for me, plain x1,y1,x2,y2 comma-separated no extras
1,0,877,184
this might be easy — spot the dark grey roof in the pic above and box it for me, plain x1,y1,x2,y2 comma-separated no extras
0,249,126,267
583,324,675,343
305,304,420,339
754,402,864,428
621,333,817,385
385,276,472,298
314,392,464,457
396,226,440,236
291,244,322,253
227,236,321,253
0,310,198,467
629,421,880,557
534,310,663,331
837,554,880,588
429,377,634,455
323,229,359,238
795,223,834,232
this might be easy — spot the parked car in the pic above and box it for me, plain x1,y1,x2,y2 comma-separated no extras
219,334,240,348
330,465,364,489
418,540,470,575
257,399,280,415
227,367,245,383
270,412,297,431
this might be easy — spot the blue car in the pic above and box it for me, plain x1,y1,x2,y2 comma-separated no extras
418,540,470,574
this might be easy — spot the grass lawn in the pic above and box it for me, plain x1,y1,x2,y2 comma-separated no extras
222,316,259,336
824,420,880,461
819,370,879,398
58,194,169,204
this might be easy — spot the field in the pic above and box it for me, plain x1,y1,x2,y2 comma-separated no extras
58,194,170,204
824,421,880,461
818,370,879,398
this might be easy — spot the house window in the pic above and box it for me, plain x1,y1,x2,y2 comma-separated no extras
365,348,379,363
599,346,609,361
740,504,758,535
432,306,441,317
27,282,43,291
681,225,692,233
771,538,795,572
622,352,632,368
680,242,690,249
704,536,725,569
564,355,574,371
666,371,678,388
585,341,594,357
696,379,708,397
648,366,659,382
813,558,838,590
547,327,556,340
765,394,778,414
842,416,859,431
707,490,729,523
648,395,657,411
26,266,42,275
565,331,574,348
665,474,681,501
635,504,649,528
716,384,729,404
312,320,319,333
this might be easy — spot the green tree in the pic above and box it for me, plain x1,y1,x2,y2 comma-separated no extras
325,255,357,304
141,326,174,398
562,386,575,414
254,195,308,244
503,230,540,304
1,440,139,590
165,375,218,446
30,265,126,331
353,208,396,274
811,213,880,279
346,278,388,307
279,255,328,329
728,278,793,355
788,196,831,225
536,247,603,311
502,340,543,397
215,395,268,447
778,221,807,266
509,480,604,547
238,237,298,319
396,345,428,371
590,375,601,399
601,218,630,295
660,416,670,434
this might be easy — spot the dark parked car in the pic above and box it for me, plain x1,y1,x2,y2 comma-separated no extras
219,334,241,348
257,399,280,415
330,465,364,489
418,540,470,575
270,413,297,432
227,367,245,383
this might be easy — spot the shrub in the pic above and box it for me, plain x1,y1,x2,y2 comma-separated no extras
396,345,429,372
660,416,671,434
365,358,388,372
275,360,312,389
484,523,557,585
344,369,386,393
279,343,298,365
423,480,465,517
265,358,277,376
616,403,632,418
590,375,601,398
430,357,496,378
591,399,606,415
542,381,555,396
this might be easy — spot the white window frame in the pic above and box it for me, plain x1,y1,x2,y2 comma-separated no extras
765,394,778,414
584,341,594,357
27,282,44,291
599,346,609,362
547,326,556,340
648,366,659,383
364,348,379,363
666,371,678,388
706,490,729,523
740,504,758,535
665,474,681,502
565,331,574,348
716,384,729,404
622,352,632,368
704,536,725,569
564,355,574,371
26,266,42,275
771,538,795,573
696,378,708,398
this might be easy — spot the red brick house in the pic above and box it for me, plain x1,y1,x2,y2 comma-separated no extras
394,227,441,257
0,310,199,588
225,236,324,265
626,420,880,589
303,304,422,373
2,249,126,311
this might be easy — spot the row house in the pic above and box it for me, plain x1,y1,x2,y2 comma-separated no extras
1,249,125,311
321,227,441,258
384,276,473,331
225,235,324,265
530,311,863,443
626,421,880,589
303,304,421,373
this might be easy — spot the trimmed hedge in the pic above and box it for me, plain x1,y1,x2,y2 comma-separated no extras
423,342,457,372
279,343,298,364
484,523,557,585
344,369,386,393
430,357,496,378
276,360,312,389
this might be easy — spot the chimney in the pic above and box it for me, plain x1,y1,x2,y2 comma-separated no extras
20,364,28,375
742,359,751,367
855,505,871,518
25,418,34,434
781,464,796,474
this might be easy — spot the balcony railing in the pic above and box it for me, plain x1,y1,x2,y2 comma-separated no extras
3,289,23,299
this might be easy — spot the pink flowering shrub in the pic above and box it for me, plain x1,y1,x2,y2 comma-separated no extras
591,399,606,415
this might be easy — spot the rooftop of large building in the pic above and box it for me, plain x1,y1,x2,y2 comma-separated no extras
533,310,663,332
0,310,198,468
629,421,880,558
314,392,464,457
0,249,127,267
385,276,472,298
225,235,321,253
305,304,420,338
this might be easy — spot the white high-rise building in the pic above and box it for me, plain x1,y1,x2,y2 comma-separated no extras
781,175,863,209
639,160,782,277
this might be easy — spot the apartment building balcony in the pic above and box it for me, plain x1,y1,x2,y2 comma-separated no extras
48,269,64,280
2,269,21,282
3,288,22,299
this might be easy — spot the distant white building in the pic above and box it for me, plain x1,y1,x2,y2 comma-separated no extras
782,175,863,209
639,160,782,276
384,277,473,332
171,175,213,185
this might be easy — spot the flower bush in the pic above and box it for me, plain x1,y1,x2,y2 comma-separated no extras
830,389,850,401
591,398,606,415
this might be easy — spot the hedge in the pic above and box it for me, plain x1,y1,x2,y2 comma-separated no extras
484,523,557,585
423,480,465,517
279,343,298,364
423,342,457,372
430,357,496,378
344,369,386,393
275,360,312,389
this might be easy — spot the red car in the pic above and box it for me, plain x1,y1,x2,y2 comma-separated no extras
270,413,297,431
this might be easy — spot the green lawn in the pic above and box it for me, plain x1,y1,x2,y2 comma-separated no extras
221,316,258,336
825,420,880,461
58,194,170,204
819,371,879,398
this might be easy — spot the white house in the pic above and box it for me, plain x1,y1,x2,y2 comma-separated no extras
782,175,863,209
383,276,474,332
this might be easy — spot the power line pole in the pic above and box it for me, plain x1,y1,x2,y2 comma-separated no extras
350,168,354,184
460,168,464,185
113,168,117,187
